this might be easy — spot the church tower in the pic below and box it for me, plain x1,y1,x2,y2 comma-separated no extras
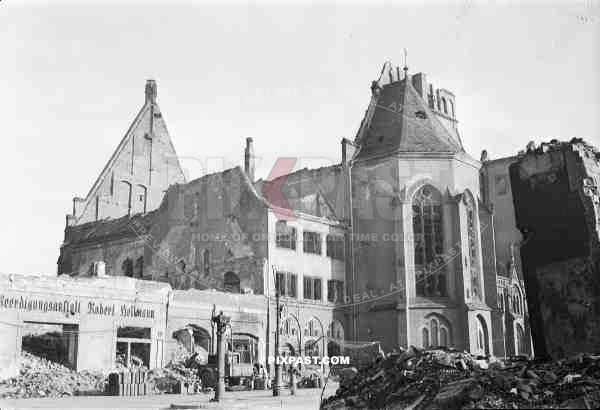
66,80,186,227
348,61,493,355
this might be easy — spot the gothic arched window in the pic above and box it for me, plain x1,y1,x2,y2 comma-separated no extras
431,319,439,346
413,185,445,296
203,249,210,274
465,194,482,300
422,316,452,348
442,97,448,114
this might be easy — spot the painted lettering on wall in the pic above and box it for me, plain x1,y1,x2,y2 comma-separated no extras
0,295,81,315
0,295,155,320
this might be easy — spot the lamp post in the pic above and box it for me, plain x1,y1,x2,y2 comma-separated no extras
211,310,230,402
272,270,283,396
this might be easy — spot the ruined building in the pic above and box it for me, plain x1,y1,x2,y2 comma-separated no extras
510,139,600,358
1,63,535,377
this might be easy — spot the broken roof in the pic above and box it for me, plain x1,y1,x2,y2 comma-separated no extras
354,62,466,159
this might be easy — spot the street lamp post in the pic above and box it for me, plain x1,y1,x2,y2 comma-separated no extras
272,272,283,396
211,310,230,402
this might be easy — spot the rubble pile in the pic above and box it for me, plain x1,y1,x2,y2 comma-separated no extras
0,352,105,399
322,347,600,409
147,356,203,394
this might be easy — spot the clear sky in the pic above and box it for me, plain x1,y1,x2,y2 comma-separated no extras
1,0,599,275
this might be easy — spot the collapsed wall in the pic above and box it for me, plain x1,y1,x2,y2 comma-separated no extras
509,139,600,358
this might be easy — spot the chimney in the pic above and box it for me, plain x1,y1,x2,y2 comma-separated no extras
244,137,255,182
342,138,357,165
145,79,157,104
412,73,427,98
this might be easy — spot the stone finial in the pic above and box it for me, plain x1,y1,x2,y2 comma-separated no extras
480,150,489,162
145,79,157,104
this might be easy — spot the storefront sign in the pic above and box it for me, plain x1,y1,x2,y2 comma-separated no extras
0,294,155,320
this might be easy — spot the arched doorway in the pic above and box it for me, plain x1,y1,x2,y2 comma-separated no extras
224,272,240,293
475,315,489,356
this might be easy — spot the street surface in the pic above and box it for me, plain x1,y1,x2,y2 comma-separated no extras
0,383,338,410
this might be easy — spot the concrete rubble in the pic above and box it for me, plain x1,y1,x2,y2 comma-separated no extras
322,347,600,409
0,352,105,399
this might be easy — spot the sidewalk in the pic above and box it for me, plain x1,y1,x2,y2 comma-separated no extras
0,383,337,410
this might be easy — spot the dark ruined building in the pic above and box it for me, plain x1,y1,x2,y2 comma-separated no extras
510,139,600,358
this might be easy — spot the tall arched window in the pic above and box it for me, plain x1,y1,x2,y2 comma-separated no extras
422,327,430,348
431,319,439,346
118,181,132,215
442,97,448,114
440,327,448,347
449,100,455,118
413,185,445,297
512,285,522,315
203,249,210,274
133,185,147,215
465,194,482,300
516,323,526,355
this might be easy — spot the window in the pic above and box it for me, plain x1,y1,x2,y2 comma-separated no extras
422,328,429,348
306,319,321,337
202,249,210,274
449,100,455,118
224,272,240,293
276,271,297,298
413,185,446,297
303,231,322,255
276,221,297,250
422,316,451,348
440,327,448,347
134,185,147,214
442,97,448,114
305,340,320,358
303,276,322,301
230,334,258,364
327,280,344,303
116,327,151,368
516,324,526,355
118,181,132,215
512,286,522,315
466,195,482,300
134,256,144,278
329,321,344,340
122,258,133,277
326,235,345,260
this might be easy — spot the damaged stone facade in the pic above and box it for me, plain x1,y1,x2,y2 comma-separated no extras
480,155,532,357
510,139,600,358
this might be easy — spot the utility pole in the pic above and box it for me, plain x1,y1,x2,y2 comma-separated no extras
273,268,283,396
211,310,230,402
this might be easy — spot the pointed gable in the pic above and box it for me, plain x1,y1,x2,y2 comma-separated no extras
70,80,186,226
354,62,464,159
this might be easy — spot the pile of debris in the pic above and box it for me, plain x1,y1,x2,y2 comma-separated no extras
146,348,204,394
0,352,105,399
322,347,600,409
